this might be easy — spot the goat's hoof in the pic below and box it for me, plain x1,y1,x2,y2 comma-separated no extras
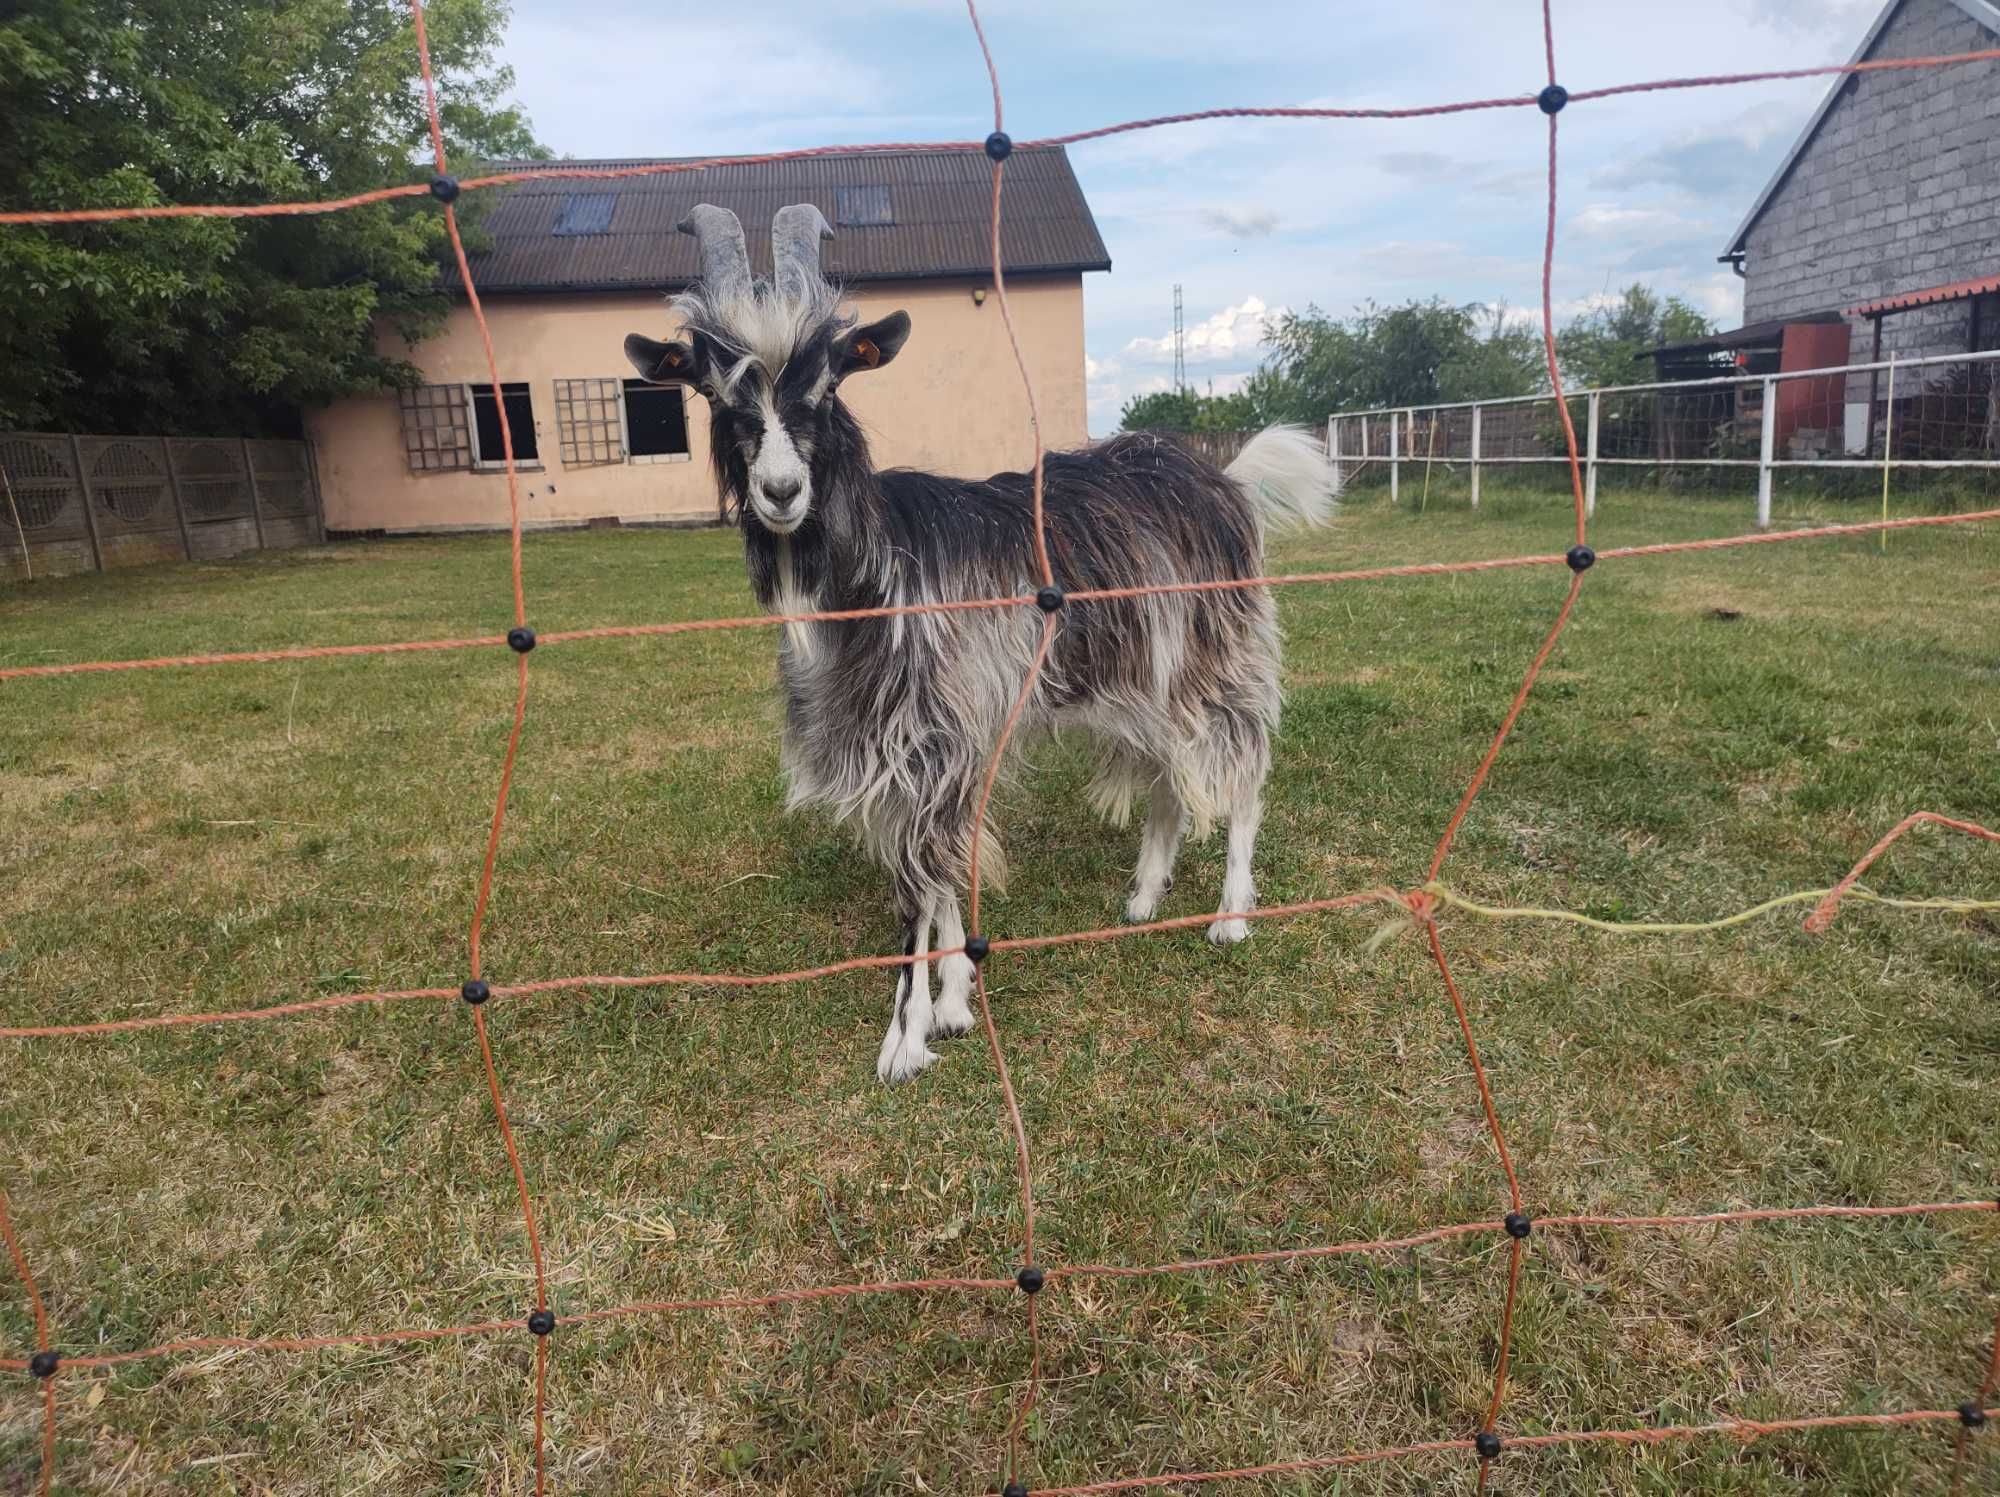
878,1044,941,1085
1124,895,1161,923
1207,917,1250,946
930,992,976,1039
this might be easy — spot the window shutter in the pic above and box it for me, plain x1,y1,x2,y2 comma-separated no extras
555,378,624,467
398,385,473,474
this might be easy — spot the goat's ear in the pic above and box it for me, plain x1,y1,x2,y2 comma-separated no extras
832,312,910,378
624,333,699,384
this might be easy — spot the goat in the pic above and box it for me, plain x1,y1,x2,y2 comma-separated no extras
625,202,1336,1083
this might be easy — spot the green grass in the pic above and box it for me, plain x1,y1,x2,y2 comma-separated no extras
1,482,1997,1495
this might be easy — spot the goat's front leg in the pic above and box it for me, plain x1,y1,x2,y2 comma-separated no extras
930,892,977,1039
877,902,940,1084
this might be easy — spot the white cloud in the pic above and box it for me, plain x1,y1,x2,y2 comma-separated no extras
1744,0,1877,38
1084,354,1121,380
1198,206,1280,239
1087,370,1169,428
1346,240,1543,287
1684,271,1745,325
1588,101,1803,202
1569,205,1710,241
1123,295,1283,365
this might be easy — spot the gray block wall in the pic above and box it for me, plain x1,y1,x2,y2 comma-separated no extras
1741,0,2000,364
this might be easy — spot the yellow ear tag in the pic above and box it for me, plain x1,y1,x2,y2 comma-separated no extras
853,338,880,369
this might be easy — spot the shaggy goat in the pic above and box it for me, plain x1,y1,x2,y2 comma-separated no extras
625,202,1335,1083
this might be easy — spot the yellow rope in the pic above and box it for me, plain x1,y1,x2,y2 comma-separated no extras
1360,881,1998,951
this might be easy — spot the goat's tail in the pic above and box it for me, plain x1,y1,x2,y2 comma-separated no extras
1224,424,1338,532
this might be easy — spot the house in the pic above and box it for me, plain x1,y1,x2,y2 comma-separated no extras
307,148,1110,534
1704,0,1999,453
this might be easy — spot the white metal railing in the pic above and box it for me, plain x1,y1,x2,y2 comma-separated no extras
1324,346,2000,526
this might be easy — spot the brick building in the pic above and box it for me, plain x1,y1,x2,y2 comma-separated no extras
1708,0,1999,452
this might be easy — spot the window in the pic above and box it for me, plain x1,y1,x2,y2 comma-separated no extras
470,382,539,467
834,185,893,227
399,384,473,474
399,382,539,473
553,193,618,237
554,378,623,467
622,379,690,461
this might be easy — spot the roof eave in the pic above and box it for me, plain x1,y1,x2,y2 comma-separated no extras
445,259,1113,297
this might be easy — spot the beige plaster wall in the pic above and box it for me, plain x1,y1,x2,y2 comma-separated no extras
308,275,1086,533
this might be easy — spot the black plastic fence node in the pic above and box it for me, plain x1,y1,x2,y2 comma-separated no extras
507,626,537,654
985,131,1014,162
964,934,990,963
461,979,491,1005
1566,544,1596,573
28,1350,58,1379
1537,84,1568,115
1035,586,1064,614
1475,1429,1503,1459
1961,1402,1989,1429
528,1309,556,1336
429,174,460,203
1016,1265,1045,1295
1503,1212,1533,1239
1001,1484,1029,1497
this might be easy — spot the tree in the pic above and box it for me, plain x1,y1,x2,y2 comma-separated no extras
1554,284,1714,391
1115,284,1713,435
1243,299,1547,425
1118,385,1259,433
0,0,543,435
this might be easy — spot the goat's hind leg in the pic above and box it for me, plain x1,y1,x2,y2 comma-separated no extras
1208,784,1256,948
1209,782,1263,945
877,900,940,1084
1125,771,1188,923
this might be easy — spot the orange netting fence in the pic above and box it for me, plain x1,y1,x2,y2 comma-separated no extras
3,3,1999,1493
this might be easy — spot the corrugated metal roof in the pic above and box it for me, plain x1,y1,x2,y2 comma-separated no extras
1649,309,1845,356
445,147,1111,295
1847,272,2000,317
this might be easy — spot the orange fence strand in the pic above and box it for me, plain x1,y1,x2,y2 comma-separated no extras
1029,1410,1998,1496
0,1180,54,1495
2,2,1998,1493
409,3,549,1486
1805,811,2000,933
7,508,1998,683
963,14,1052,1478
4,1202,1988,1377
8,48,2000,228
1953,1307,2000,1493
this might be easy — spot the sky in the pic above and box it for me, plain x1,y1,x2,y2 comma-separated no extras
495,0,1887,433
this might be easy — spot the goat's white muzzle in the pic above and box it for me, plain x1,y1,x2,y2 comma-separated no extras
753,482,808,535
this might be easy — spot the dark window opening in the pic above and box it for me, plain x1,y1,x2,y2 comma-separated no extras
553,193,618,236
472,382,539,464
623,380,689,457
834,185,893,227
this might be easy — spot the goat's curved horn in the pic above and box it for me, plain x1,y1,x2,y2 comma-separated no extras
677,204,752,303
771,203,834,302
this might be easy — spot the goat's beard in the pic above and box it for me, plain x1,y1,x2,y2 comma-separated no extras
752,500,807,536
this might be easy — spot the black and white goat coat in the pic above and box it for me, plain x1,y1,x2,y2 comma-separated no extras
626,201,1337,1083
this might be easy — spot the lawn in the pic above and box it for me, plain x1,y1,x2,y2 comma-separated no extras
1,478,1997,1495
